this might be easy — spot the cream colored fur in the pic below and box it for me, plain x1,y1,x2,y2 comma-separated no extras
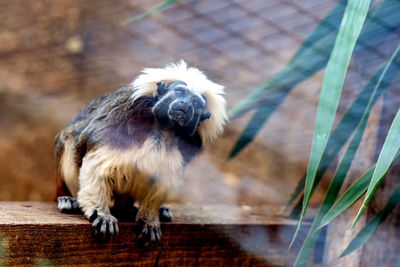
59,61,227,228
131,60,228,143
73,135,184,220
60,138,79,198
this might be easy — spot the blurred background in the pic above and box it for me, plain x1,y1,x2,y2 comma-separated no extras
2,0,400,265
0,0,338,204
0,0,397,209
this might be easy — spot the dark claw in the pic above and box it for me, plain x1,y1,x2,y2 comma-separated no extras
57,196,82,214
89,210,98,222
159,207,172,222
135,219,162,246
92,214,119,240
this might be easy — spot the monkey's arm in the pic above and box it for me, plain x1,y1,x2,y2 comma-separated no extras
76,150,119,238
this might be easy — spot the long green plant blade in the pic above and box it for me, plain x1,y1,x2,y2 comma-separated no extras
228,97,284,158
229,0,400,159
123,0,177,25
289,0,400,210
354,0,400,52
288,61,384,214
289,0,400,211
291,0,371,247
229,0,400,119
292,38,400,267
293,36,400,265
291,0,347,62
228,2,347,158
318,45,400,228
286,174,306,211
288,65,389,214
290,40,400,217
341,181,400,257
228,33,338,158
228,34,335,121
318,166,374,229
317,152,400,230
351,107,400,229
228,0,347,120
294,119,368,265
294,93,370,265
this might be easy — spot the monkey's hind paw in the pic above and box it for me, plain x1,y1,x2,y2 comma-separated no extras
135,219,162,245
91,212,119,240
159,207,172,222
57,196,82,214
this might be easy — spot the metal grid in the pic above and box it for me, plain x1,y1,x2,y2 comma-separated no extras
78,0,339,100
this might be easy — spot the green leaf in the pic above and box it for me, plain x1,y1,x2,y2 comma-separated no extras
228,0,347,119
318,44,400,229
289,0,400,214
291,39,400,218
294,95,371,265
229,0,400,120
317,152,399,231
351,107,400,229
291,0,371,247
292,35,400,267
228,1,347,158
341,181,400,257
228,88,289,158
286,174,306,211
228,35,333,120
229,0,400,159
291,0,347,62
354,0,400,51
228,33,337,157
123,0,178,25
318,166,374,229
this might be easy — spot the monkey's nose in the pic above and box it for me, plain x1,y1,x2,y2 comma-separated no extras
177,101,190,113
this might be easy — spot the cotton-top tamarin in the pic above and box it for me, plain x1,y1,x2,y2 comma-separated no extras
54,60,227,244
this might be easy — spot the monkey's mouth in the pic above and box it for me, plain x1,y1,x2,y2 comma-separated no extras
169,109,189,126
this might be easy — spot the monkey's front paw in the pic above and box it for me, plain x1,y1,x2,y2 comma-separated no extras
90,211,119,240
135,219,162,245
57,196,82,214
159,207,172,222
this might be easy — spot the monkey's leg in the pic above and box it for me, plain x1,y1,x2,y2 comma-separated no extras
159,207,172,222
77,161,119,239
57,196,82,214
135,190,167,245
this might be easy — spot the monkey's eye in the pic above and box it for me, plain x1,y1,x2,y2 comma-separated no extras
175,89,185,97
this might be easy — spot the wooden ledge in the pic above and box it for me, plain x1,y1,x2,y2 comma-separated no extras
0,202,310,266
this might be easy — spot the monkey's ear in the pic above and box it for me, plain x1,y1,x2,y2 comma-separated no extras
157,81,168,95
200,112,211,122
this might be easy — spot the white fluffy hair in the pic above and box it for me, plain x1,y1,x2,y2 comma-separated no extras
130,60,227,143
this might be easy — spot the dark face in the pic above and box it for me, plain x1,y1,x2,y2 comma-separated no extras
153,81,210,135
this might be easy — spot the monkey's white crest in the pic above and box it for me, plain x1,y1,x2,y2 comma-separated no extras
131,60,228,143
